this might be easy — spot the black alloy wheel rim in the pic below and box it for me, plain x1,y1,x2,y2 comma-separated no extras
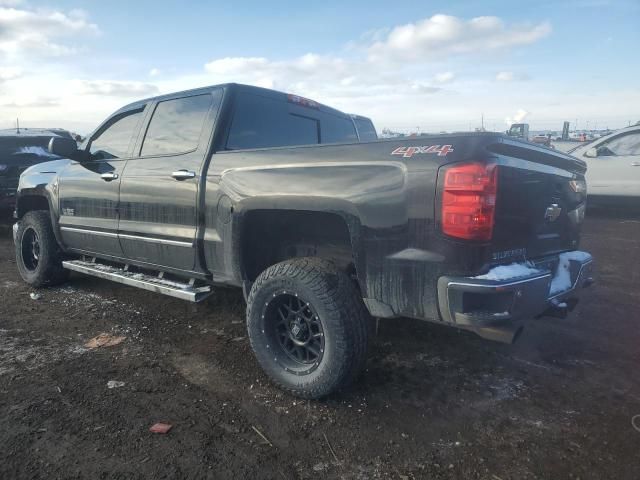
21,227,40,272
262,292,325,374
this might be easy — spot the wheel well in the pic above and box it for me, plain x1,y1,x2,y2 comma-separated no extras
240,210,356,282
16,195,50,219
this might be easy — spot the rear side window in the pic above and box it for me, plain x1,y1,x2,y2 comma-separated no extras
90,110,143,160
141,93,217,156
227,93,319,150
354,117,378,141
321,115,358,144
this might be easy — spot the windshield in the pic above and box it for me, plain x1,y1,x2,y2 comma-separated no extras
508,125,523,136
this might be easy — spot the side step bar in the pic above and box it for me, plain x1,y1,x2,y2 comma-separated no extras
62,259,212,302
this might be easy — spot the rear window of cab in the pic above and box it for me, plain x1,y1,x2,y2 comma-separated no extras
226,92,357,150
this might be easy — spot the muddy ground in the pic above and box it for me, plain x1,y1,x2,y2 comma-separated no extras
1,213,639,479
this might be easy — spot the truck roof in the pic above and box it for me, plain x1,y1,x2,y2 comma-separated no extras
114,83,351,119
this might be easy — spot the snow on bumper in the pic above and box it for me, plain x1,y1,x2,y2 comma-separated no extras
437,251,594,328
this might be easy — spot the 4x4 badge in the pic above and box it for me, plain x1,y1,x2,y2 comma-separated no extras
391,145,454,158
544,203,562,222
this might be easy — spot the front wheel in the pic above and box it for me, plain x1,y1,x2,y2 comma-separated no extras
15,211,68,287
246,257,370,399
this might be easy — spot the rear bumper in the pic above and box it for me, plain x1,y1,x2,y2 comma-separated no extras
437,251,594,342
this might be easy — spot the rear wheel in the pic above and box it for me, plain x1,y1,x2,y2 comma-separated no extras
15,211,68,287
247,257,370,399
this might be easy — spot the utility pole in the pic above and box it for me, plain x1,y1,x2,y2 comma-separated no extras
16,118,20,134
481,113,484,131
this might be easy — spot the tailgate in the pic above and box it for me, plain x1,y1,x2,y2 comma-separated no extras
488,140,587,261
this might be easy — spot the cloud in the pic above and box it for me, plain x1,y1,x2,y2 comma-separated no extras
367,15,551,62
199,53,446,104
76,80,159,97
205,57,270,75
0,5,99,57
505,108,530,126
15,10,634,136
496,71,530,82
496,71,515,82
434,72,455,84
203,54,357,90
2,97,59,108
0,65,21,81
195,15,549,105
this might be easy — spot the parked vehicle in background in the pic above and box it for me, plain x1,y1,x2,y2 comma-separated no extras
506,123,529,140
350,114,378,141
0,128,75,215
13,83,593,398
569,125,640,204
531,134,553,148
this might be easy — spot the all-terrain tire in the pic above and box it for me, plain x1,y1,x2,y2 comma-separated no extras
247,257,370,399
15,210,68,287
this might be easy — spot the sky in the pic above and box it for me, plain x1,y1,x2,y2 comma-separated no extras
0,0,638,135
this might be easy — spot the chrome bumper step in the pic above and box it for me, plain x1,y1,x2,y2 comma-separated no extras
62,259,212,302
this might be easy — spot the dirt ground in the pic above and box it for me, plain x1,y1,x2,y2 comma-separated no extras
1,212,639,480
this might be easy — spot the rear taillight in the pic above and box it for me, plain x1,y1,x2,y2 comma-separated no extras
441,162,498,241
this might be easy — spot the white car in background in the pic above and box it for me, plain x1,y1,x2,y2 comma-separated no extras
570,125,640,205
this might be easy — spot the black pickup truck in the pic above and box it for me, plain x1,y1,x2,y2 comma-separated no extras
0,128,73,215
13,83,593,398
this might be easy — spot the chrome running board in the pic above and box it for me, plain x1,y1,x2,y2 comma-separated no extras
62,259,212,302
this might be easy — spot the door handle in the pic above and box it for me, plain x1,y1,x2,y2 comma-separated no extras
100,172,119,181
631,162,640,167
171,169,196,180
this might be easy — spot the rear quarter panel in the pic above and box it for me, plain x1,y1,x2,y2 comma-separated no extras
203,136,494,320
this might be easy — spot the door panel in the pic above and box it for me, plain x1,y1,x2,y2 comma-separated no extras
118,90,222,271
587,155,640,197
59,160,125,256
118,156,200,269
58,108,145,257
585,131,640,197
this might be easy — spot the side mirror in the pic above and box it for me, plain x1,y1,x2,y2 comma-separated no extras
584,147,598,158
48,136,79,159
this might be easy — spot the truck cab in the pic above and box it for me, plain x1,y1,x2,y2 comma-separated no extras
507,123,530,141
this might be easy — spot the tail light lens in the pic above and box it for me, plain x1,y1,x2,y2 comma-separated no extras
441,162,498,241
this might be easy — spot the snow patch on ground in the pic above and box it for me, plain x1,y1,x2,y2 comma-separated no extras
474,263,541,281
49,286,105,308
0,329,87,376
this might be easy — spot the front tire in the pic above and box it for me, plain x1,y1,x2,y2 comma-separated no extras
15,211,68,287
247,257,370,399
